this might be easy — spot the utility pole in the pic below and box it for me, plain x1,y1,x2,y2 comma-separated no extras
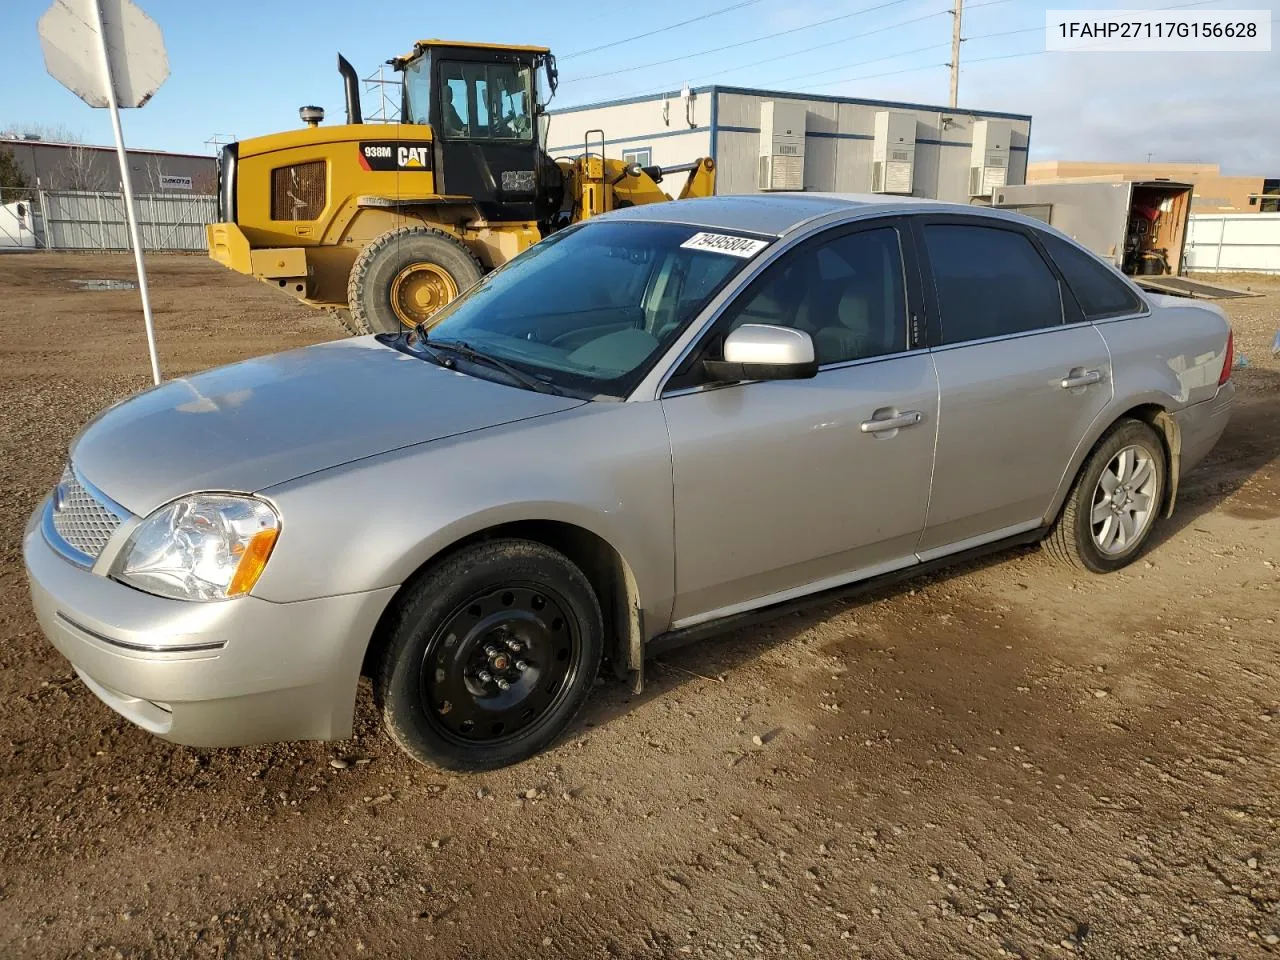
948,0,964,109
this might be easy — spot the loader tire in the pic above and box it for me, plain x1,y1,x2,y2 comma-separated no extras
328,307,363,337
347,226,484,335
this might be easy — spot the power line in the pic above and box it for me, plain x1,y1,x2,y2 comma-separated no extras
695,8,950,83
559,0,769,60
562,0,916,84
785,0,1243,94
770,40,949,86
560,0,1013,104
555,0,1240,109
714,5,1023,89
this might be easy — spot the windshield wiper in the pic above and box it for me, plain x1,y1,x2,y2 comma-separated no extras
420,338,562,396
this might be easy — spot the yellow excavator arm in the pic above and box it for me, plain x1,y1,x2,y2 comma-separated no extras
564,156,717,220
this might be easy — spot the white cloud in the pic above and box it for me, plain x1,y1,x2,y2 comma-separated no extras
964,49,1280,174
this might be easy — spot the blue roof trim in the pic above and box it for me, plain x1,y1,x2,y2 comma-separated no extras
549,83,1032,123
717,125,1029,150
711,84,1033,122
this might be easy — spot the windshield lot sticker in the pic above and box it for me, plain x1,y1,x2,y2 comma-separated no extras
680,232,769,258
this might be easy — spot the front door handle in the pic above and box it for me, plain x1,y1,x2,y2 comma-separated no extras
860,410,924,433
1061,369,1103,389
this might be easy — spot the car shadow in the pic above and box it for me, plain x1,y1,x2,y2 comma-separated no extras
577,367,1280,735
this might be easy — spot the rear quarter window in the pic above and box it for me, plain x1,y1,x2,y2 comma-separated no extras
1038,232,1144,320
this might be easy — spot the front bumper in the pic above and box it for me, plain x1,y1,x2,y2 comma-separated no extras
206,221,253,275
24,498,396,747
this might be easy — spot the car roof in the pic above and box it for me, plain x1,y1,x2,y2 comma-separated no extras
603,192,1027,237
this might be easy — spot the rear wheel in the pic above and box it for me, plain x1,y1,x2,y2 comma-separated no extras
1044,419,1166,573
346,226,483,335
374,540,604,770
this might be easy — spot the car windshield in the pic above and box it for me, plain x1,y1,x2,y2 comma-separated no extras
419,221,769,397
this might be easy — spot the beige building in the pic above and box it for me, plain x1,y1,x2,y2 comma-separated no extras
1027,161,1279,213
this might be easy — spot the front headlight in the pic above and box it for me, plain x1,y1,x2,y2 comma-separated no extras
114,494,279,601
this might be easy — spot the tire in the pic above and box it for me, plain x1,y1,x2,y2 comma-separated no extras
1044,419,1167,573
346,226,483,335
327,307,362,337
373,539,604,771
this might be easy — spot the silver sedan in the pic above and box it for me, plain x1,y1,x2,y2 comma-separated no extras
24,195,1235,770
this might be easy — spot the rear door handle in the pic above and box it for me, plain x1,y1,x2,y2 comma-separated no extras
860,410,924,433
1061,369,1103,389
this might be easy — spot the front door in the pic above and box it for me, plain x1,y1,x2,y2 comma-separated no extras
912,216,1114,555
433,55,540,221
660,221,939,627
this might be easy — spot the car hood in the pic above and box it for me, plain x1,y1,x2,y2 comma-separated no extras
70,337,584,516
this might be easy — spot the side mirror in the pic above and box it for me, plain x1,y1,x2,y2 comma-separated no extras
703,323,819,382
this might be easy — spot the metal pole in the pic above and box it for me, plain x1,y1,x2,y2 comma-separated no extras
95,191,107,249
38,188,51,249
949,0,964,109
91,0,161,385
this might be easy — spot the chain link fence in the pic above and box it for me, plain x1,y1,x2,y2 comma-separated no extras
0,188,217,252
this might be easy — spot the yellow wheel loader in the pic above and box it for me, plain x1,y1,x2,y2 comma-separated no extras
206,40,716,334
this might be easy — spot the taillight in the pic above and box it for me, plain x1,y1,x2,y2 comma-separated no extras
1219,328,1234,386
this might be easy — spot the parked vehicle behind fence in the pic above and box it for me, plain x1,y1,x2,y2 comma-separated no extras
25,194,1235,770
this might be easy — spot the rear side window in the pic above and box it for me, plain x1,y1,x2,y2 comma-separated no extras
923,224,1063,344
1038,231,1144,319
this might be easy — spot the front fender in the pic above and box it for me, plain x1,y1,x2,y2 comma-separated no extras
253,401,676,637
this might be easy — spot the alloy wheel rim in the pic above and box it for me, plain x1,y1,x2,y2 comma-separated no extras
389,262,458,327
420,584,581,746
1090,444,1158,556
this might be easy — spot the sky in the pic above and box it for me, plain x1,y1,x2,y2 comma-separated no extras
2,0,1277,173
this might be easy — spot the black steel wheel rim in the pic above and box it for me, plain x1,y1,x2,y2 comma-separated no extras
420,582,583,746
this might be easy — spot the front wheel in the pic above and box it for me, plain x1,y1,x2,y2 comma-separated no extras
346,226,483,335
374,540,604,771
1044,419,1167,573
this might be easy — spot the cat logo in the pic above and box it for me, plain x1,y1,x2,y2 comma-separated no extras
398,146,431,169
357,141,433,173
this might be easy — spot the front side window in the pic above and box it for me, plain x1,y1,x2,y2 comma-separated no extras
923,223,1063,345
403,57,431,125
719,226,908,365
1037,231,1144,320
439,60,533,140
420,221,764,396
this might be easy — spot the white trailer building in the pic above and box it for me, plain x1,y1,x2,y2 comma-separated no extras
545,84,1032,203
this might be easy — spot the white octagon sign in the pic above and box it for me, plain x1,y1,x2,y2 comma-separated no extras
39,0,169,108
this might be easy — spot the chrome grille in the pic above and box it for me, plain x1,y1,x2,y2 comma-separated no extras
50,465,123,560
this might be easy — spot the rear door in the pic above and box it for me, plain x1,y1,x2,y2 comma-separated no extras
912,215,1113,556
660,219,939,626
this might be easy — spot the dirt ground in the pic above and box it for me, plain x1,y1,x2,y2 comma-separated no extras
0,253,1277,960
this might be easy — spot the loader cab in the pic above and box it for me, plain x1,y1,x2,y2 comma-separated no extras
396,40,558,222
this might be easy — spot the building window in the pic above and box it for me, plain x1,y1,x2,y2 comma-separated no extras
623,147,652,168
1250,196,1258,205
